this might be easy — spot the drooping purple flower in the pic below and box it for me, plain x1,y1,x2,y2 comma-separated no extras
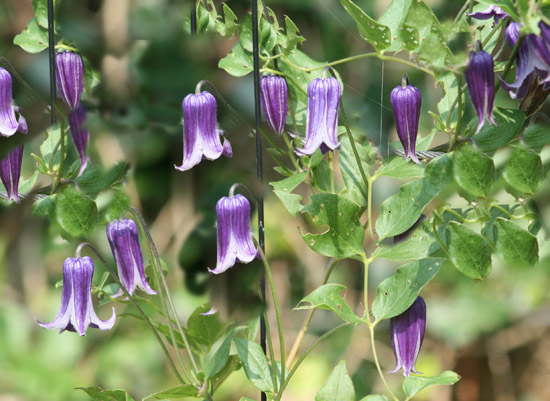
37,256,116,336
209,194,257,275
390,296,426,377
467,5,509,23
260,75,288,135
106,218,157,297
465,42,497,134
531,21,550,89
175,91,232,171
68,105,89,176
390,75,421,164
0,67,27,137
295,77,341,156
1,145,24,202
56,51,83,110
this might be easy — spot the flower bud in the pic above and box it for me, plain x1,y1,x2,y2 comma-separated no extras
390,75,421,164
55,51,83,110
68,106,89,176
0,145,24,202
260,75,288,135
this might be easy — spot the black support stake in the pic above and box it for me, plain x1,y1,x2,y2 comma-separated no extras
47,0,56,125
190,1,197,35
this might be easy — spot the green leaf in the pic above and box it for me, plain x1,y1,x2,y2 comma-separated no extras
295,283,363,325
55,186,98,237
471,108,525,152
212,355,241,392
234,338,274,394
103,189,130,222
315,360,355,401
378,0,413,52
13,18,48,53
402,370,461,398
187,304,224,348
522,123,550,150
283,16,304,53
339,0,391,51
375,157,425,179
424,154,453,189
76,387,136,401
300,193,365,259
358,396,389,401
197,0,217,32
218,41,253,77
239,14,277,54
503,146,543,195
373,220,439,261
75,163,129,196
436,72,460,126
270,172,307,216
446,222,492,280
372,258,443,321
143,385,198,400
31,0,60,29
494,219,539,266
40,125,62,167
32,195,56,218
215,4,238,38
206,326,246,379
453,144,495,198
339,135,376,206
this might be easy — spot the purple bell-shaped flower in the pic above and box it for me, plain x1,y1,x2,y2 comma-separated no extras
467,5,509,23
1,145,24,202
465,42,497,134
390,75,421,164
531,21,550,89
389,296,426,377
0,67,27,137
55,51,83,110
37,256,116,336
175,91,232,171
106,218,157,297
68,105,89,176
260,75,288,135
209,193,257,275
296,77,341,156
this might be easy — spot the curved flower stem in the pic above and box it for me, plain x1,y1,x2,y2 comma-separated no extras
257,247,286,384
275,322,351,401
128,207,200,384
76,242,187,384
285,258,337,369
454,0,472,23
56,119,66,188
257,289,279,392
451,74,464,149
369,324,399,401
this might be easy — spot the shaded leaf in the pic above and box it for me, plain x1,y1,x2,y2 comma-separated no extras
494,219,539,266
206,326,246,379
503,146,542,195
453,144,495,198
402,370,461,398
373,221,439,260
218,41,253,77
143,385,198,400
446,222,492,280
55,186,98,237
76,387,136,401
13,18,48,53
270,172,307,216
471,108,525,152
234,338,274,393
75,163,129,197
315,360,355,401
187,304,224,348
340,0,391,51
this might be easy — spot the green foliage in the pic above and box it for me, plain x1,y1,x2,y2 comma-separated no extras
234,338,274,394
373,221,439,261
13,18,48,53
339,0,391,52
142,385,198,400
493,219,539,266
55,186,98,238
187,304,224,349
270,172,307,216
453,144,495,198
446,223,492,280
402,370,461,398
471,109,525,152
503,146,543,195
76,387,136,401
315,360,355,401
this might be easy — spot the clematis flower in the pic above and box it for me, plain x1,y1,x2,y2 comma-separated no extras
0,67,27,137
209,194,257,274
1,145,24,202
175,91,232,171
68,105,89,176
106,218,157,297
531,21,550,89
467,5,509,23
260,75,288,135
465,42,497,134
56,51,83,110
390,75,421,164
390,296,426,377
296,77,341,156
37,256,116,336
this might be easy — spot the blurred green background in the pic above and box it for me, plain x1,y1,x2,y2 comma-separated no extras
1,0,549,400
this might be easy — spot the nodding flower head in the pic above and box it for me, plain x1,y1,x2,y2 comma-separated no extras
55,51,83,110
174,91,232,172
467,5,509,23
106,218,157,297
390,75,422,164
296,77,341,156
37,256,116,336
209,194,257,275
465,42,497,134
0,67,27,137
390,296,426,377
0,144,24,202
68,106,89,176
260,75,288,135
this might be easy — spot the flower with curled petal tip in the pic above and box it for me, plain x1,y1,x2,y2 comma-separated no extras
260,75,288,135
209,194,257,275
467,5,509,23
175,91,232,171
55,51,83,110
296,77,341,156
37,257,116,336
390,296,426,377
465,42,497,134
106,218,157,297
68,106,89,176
390,75,421,164
0,67,27,137
531,21,550,89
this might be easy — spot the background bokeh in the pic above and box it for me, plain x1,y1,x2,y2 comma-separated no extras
1,0,549,400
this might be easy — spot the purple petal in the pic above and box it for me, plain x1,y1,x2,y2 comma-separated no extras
72,257,95,336
68,106,89,176
0,145,24,202
467,5,509,23
210,196,237,274
260,75,288,135
232,194,257,264
55,52,83,111
390,80,421,163
0,68,27,137
465,49,496,134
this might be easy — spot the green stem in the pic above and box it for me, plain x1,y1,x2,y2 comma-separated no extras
56,119,66,188
454,0,472,23
282,132,301,171
328,151,335,193
369,324,399,401
367,175,374,238
452,74,463,149
432,214,451,258
362,254,370,322
495,33,526,95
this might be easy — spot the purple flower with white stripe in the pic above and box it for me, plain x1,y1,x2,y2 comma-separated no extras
390,296,426,377
390,75,421,164
1,145,24,202
296,77,341,156
56,51,83,110
467,5,509,23
106,218,157,297
209,194,257,275
260,75,288,135
465,42,497,134
175,91,232,171
37,256,116,336
0,67,27,137
68,106,89,176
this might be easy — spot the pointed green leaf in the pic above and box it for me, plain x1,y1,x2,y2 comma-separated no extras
103,189,130,222
494,219,539,266
206,326,246,379
218,41,253,77
522,123,550,151
197,0,217,32
13,18,48,53
446,222,492,280
339,0,391,51
471,108,525,152
315,360,355,401
359,396,389,401
373,220,439,261
453,144,495,197
75,163,130,196
378,0,413,52
270,172,307,216
76,387,136,401
143,385,198,400
295,283,363,325
503,146,543,195
215,4,238,38
339,135,376,206
55,186,98,237
234,338,274,393
372,258,443,321
375,157,425,179
187,304,224,348
402,370,461,398
283,16,304,53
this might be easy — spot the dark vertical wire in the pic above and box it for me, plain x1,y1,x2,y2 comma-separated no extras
190,1,197,34
251,1,267,401
47,0,56,125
